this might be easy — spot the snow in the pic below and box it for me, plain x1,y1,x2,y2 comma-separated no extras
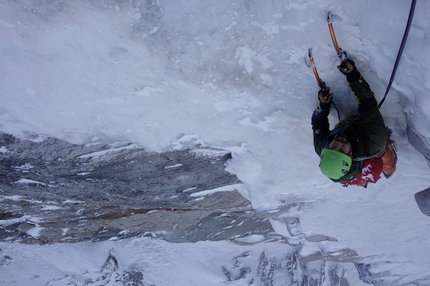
15,178,47,186
0,238,318,286
0,215,31,228
1,0,430,285
189,183,246,197
76,143,139,159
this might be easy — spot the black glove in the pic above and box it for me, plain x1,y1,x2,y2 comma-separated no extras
318,86,333,109
337,59,361,82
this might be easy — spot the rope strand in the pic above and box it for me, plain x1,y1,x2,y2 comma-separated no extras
378,0,417,108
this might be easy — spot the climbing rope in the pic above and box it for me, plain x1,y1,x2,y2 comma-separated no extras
378,0,417,108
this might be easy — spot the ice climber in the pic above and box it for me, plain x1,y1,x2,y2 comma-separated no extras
311,59,397,187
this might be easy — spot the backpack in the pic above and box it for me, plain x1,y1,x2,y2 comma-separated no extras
342,127,397,188
381,127,397,178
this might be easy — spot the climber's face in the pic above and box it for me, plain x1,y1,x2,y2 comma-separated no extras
328,134,352,156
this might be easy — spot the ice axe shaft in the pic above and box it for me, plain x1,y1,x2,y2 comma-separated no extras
306,48,325,89
327,12,347,62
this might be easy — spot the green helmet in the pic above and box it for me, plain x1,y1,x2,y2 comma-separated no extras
319,148,352,179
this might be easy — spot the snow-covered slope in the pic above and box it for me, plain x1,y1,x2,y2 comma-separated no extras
1,0,430,285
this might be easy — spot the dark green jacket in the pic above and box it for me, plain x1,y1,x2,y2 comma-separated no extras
311,75,386,183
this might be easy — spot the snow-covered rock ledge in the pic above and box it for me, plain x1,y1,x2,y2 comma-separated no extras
0,133,277,244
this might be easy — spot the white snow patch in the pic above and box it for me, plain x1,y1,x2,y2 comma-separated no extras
0,215,31,227
190,183,246,197
15,178,47,186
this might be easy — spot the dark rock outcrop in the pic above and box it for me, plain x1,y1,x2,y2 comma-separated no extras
0,133,276,244
415,187,430,217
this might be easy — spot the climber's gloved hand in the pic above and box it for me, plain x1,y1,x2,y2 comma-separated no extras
318,86,333,109
337,59,361,82
337,59,356,75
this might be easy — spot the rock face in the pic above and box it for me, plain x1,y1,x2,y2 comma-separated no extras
407,125,430,167
0,133,275,244
415,187,430,217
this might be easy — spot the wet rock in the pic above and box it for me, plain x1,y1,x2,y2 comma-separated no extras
0,133,274,244
415,187,430,217
407,125,430,167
